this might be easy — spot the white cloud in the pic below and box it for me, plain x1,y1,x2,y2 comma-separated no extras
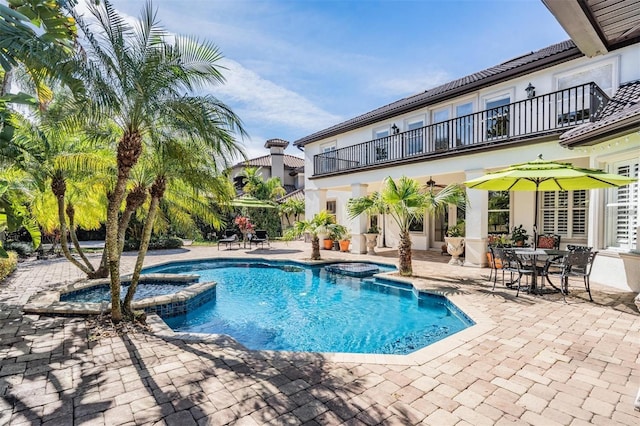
372,70,452,97
212,59,342,134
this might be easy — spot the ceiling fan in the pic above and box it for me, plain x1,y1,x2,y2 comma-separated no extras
425,176,446,189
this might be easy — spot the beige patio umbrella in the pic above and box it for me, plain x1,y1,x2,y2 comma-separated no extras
463,155,636,247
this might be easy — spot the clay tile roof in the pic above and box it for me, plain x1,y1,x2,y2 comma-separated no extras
233,154,305,169
560,80,640,145
277,188,305,203
294,40,582,147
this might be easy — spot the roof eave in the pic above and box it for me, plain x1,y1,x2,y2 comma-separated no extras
560,117,640,148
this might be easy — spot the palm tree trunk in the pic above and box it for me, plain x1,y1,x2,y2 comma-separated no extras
107,131,143,323
311,236,321,260
66,203,95,273
124,178,164,316
398,230,412,276
123,195,159,316
52,177,92,275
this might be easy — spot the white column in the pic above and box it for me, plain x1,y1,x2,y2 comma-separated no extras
305,189,327,219
464,169,489,267
350,183,369,254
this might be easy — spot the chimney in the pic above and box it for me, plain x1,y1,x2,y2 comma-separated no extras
264,138,289,184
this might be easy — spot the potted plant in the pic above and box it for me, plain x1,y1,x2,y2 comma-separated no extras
444,222,465,266
363,225,379,255
329,225,350,252
510,225,530,247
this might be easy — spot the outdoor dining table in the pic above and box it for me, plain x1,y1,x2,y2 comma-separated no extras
511,248,569,295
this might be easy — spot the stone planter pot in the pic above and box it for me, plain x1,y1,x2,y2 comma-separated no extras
444,237,465,266
363,233,378,255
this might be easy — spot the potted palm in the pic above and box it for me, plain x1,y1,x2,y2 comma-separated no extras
444,222,465,266
284,210,336,260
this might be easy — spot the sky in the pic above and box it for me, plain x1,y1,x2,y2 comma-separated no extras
101,0,570,160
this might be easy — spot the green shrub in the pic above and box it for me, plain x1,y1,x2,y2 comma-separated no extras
123,235,183,251
148,236,183,250
4,241,35,258
0,251,18,281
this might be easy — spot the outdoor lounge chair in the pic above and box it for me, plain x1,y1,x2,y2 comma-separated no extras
249,230,269,249
218,230,240,250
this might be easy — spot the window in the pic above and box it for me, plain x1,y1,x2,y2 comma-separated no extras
405,120,424,155
606,159,638,250
488,191,509,234
374,129,389,161
326,200,336,215
540,190,588,238
432,109,450,150
320,143,337,173
556,60,616,125
409,213,424,232
455,102,474,146
486,97,510,139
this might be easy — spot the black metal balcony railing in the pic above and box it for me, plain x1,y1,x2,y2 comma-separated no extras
313,82,609,176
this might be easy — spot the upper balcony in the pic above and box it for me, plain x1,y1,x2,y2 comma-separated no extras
312,82,609,177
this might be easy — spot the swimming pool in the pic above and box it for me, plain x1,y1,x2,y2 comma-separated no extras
144,259,473,355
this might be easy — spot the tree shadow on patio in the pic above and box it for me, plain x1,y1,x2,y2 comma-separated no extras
0,308,111,424
138,332,420,424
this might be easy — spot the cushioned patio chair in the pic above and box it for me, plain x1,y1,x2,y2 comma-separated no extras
217,230,240,250
249,230,269,249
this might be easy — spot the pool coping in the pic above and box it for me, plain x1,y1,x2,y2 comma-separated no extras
143,257,496,366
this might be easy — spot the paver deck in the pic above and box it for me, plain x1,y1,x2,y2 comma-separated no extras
1,242,638,425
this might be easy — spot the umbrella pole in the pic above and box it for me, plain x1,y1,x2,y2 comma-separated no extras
533,184,539,249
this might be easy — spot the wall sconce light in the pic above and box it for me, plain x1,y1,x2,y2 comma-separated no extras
391,124,399,134
525,82,536,99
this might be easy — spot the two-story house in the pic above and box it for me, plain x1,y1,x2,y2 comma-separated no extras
294,2,640,291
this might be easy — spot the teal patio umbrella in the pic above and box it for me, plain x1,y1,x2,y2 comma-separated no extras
464,155,636,247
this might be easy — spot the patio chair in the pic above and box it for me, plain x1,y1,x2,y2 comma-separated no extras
491,247,519,292
499,249,535,297
249,230,269,249
217,230,240,250
488,246,503,284
567,244,592,253
554,250,598,302
537,234,561,250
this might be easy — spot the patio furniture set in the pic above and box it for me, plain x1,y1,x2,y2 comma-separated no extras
489,233,597,302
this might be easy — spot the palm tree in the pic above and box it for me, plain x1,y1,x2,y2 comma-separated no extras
279,198,305,226
239,166,286,200
284,210,336,260
122,134,239,316
72,1,246,322
348,176,467,276
12,93,114,276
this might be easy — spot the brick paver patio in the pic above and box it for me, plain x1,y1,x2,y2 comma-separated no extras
1,242,638,425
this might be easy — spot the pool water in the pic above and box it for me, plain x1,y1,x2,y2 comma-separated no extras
145,260,472,355
60,282,189,303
